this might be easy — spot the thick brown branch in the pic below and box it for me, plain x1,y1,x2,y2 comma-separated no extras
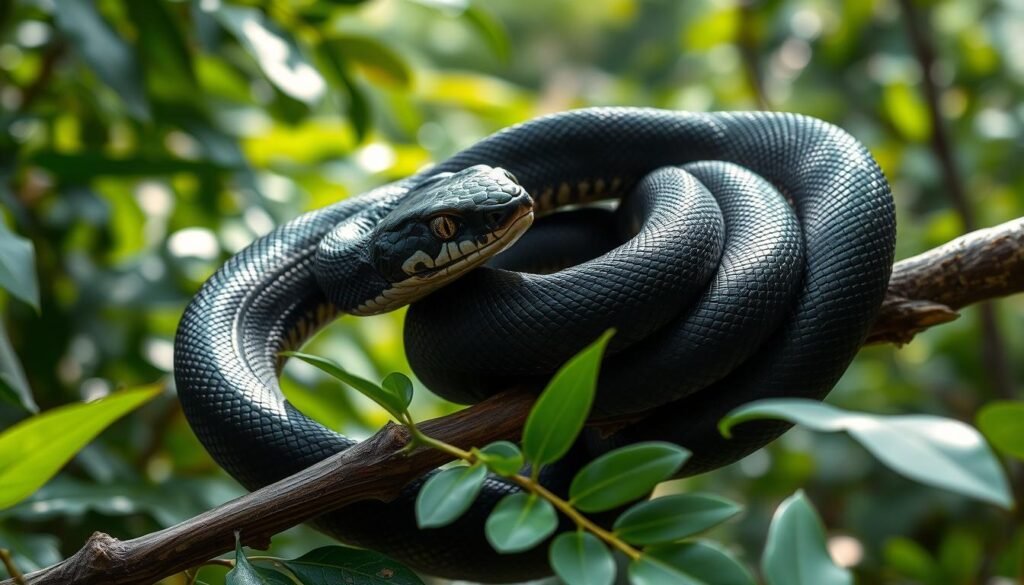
868,217,1024,344
7,218,1024,585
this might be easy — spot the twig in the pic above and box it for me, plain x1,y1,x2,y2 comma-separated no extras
6,218,1024,585
737,0,770,110
897,0,1014,398
0,550,25,585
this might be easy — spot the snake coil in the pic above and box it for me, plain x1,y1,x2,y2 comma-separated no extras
174,108,896,582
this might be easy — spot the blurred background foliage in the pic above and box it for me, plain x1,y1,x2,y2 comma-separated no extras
0,0,1023,583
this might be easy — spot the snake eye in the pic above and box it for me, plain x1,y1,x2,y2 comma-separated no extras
430,216,459,240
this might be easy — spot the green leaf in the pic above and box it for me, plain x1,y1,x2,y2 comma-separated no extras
52,0,149,120
326,36,412,89
475,441,524,477
463,6,510,62
629,541,755,585
318,48,373,143
720,399,1013,508
569,442,689,513
762,491,852,585
282,352,407,420
0,321,36,413
29,151,232,182
0,386,161,509
523,329,614,467
282,546,424,584
416,463,487,528
883,82,930,142
485,492,558,554
614,493,742,545
252,568,296,585
977,401,1024,460
883,537,935,582
381,372,414,410
216,6,326,104
0,221,39,311
227,533,276,585
125,0,198,101
549,531,615,585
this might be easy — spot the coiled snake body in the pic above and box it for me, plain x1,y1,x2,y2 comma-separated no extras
174,108,896,582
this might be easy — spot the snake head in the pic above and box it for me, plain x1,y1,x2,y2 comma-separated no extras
318,164,534,315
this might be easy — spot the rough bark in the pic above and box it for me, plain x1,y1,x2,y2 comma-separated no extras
6,218,1024,585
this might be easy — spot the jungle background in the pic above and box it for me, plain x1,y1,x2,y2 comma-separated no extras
1,0,1023,583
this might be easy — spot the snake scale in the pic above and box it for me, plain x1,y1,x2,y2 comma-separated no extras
174,108,896,582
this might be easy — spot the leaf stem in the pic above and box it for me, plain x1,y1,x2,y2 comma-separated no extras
0,550,25,585
509,475,641,561
405,420,475,461
407,427,642,561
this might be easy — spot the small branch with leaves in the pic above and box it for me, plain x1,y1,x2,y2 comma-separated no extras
280,331,751,584
3,217,1024,585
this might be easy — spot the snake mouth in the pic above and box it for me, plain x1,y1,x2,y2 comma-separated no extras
410,208,534,280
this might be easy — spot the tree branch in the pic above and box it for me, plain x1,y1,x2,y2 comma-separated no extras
6,218,1024,585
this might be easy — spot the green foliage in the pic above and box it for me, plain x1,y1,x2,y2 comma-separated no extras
52,0,149,120
473,441,524,477
0,323,34,413
629,542,754,585
227,534,282,585
977,401,1024,459
0,385,161,509
569,442,689,513
721,398,1013,508
0,222,39,312
229,540,425,585
484,492,558,554
549,531,615,585
415,463,487,528
522,329,613,468
282,352,411,421
613,493,742,545
761,491,851,585
281,547,425,584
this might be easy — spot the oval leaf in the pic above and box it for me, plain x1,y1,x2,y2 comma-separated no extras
327,36,412,89
282,546,424,584
0,222,40,311
216,6,326,104
977,401,1024,460
721,399,1013,509
476,441,524,477
416,464,487,528
485,493,558,554
523,329,614,467
282,352,406,419
227,533,292,585
549,531,616,585
626,540,757,581
629,541,755,585
318,48,373,143
0,321,36,413
53,0,149,119
569,442,689,513
381,372,414,410
762,491,852,585
614,493,742,545
0,385,162,509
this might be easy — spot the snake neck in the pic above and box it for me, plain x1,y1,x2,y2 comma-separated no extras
314,219,390,314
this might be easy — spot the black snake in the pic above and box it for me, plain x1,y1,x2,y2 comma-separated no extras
173,108,896,582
